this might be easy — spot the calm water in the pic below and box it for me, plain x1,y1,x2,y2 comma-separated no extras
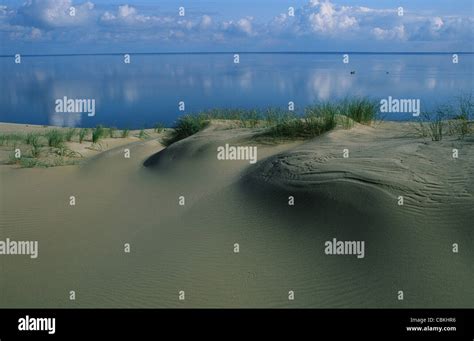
1,53,473,128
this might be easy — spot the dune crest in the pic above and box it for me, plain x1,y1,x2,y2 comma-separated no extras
242,122,474,225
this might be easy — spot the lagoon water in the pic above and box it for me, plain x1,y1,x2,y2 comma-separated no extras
1,53,473,128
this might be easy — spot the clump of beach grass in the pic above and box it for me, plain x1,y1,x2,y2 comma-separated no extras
342,97,378,124
426,109,445,141
11,154,77,168
138,129,149,139
19,157,39,168
108,127,116,138
450,94,473,139
7,152,39,168
417,108,451,141
78,128,88,143
262,108,291,127
0,133,25,146
121,128,130,138
415,95,473,141
56,145,82,158
337,114,355,129
45,129,64,148
25,132,41,145
163,115,209,146
231,109,260,128
92,125,105,144
153,122,165,133
162,99,376,145
65,128,76,142
30,135,42,157
262,104,337,139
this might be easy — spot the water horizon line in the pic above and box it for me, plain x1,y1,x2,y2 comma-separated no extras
1,51,473,58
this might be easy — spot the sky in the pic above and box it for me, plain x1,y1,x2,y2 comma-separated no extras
0,0,473,54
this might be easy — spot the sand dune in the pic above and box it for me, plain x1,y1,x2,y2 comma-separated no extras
242,122,474,226
1,121,473,308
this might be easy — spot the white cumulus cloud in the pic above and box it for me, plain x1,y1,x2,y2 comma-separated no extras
0,0,472,51
16,0,95,28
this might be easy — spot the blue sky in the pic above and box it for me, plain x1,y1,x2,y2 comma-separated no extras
1,0,473,54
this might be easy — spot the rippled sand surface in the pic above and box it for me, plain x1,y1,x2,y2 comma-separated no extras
1,122,473,307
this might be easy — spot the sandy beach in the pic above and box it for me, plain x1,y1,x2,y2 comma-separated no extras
0,121,473,308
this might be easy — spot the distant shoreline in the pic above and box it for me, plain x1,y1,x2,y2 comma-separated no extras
1,51,474,58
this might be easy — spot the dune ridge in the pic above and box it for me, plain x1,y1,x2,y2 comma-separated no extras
241,122,474,226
